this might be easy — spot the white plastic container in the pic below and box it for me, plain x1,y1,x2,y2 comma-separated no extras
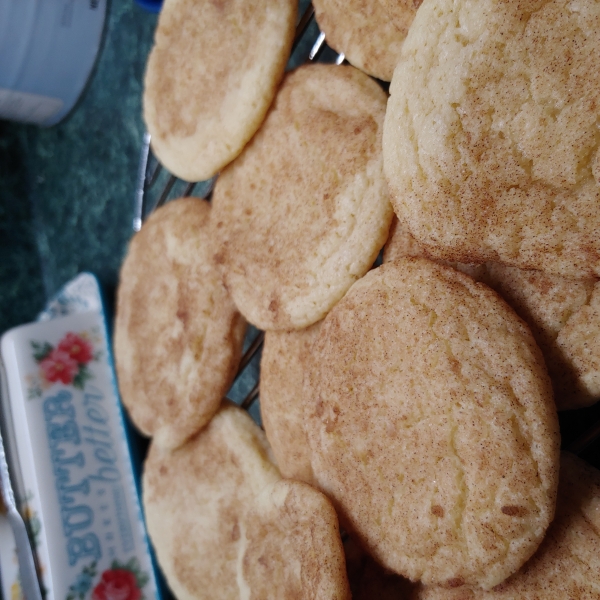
0,0,107,126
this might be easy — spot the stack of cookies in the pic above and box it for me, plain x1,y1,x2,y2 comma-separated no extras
113,0,600,597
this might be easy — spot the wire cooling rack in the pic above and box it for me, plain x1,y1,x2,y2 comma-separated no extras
131,1,600,468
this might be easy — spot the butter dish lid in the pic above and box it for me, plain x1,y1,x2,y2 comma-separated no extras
0,273,159,600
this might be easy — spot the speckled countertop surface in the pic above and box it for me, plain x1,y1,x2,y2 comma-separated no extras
0,2,158,334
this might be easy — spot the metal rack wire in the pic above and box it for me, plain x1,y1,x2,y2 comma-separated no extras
131,2,600,468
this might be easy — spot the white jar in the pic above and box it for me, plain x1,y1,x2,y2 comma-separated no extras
0,0,107,126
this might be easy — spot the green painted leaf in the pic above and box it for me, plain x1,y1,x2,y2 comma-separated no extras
73,365,93,390
31,341,53,362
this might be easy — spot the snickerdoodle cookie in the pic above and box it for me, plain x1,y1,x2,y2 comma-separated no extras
260,322,322,484
383,0,600,278
143,402,280,600
144,403,351,600
384,219,600,409
241,479,351,600
212,64,393,330
304,258,560,589
143,0,296,181
115,198,245,449
312,0,406,81
412,453,600,599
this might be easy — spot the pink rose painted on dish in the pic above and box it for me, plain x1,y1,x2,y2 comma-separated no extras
91,569,142,600
39,349,78,384
29,329,100,395
67,558,149,600
58,332,93,364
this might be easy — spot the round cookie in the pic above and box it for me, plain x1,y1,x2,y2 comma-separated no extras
212,63,393,330
384,219,600,410
143,0,296,182
259,322,322,485
114,198,246,450
143,402,280,600
312,0,406,81
241,479,351,600
144,403,351,600
411,453,600,600
383,0,600,278
304,258,560,589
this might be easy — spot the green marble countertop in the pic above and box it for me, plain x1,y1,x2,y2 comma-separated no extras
0,2,158,334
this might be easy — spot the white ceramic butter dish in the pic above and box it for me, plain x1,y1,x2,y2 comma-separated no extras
0,274,158,600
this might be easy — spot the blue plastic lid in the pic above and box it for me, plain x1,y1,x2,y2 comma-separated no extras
134,0,162,13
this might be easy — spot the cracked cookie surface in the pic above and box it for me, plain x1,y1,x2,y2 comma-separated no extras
143,402,281,600
144,403,350,600
241,480,351,600
304,258,560,589
412,453,600,599
383,0,600,278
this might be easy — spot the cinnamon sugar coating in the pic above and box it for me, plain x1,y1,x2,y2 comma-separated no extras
143,0,296,181
383,0,600,278
115,198,246,449
304,259,560,589
312,0,406,81
260,322,322,484
144,403,350,600
412,453,600,599
384,219,600,409
212,64,393,330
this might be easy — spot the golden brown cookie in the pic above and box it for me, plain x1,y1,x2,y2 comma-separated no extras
411,453,600,600
383,0,600,278
304,258,560,589
143,402,280,600
143,0,296,181
241,479,351,600
144,403,351,600
259,322,322,485
212,64,393,330
114,198,246,449
312,0,406,81
384,219,600,410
